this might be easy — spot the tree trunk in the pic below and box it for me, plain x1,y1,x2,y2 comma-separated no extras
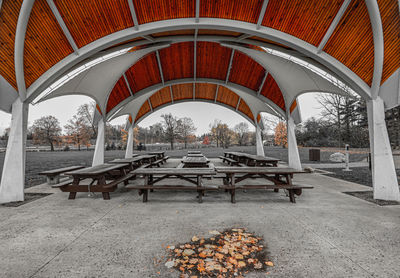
50,142,54,151
170,140,174,150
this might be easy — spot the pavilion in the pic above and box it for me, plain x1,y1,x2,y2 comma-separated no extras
0,0,399,203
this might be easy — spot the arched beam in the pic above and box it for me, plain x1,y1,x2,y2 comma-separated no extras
365,0,384,99
25,19,373,102
105,78,285,121
133,98,256,127
14,0,35,100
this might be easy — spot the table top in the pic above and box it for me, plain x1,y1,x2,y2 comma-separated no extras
65,163,129,176
108,156,142,164
214,166,307,174
188,151,201,154
187,153,204,157
147,151,165,155
224,152,280,162
134,167,216,175
182,156,209,164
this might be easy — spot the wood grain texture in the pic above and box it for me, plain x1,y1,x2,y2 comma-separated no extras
128,115,133,124
195,83,217,100
0,0,22,89
196,42,232,80
159,42,194,81
171,83,193,100
324,0,374,86
257,113,261,123
133,0,195,24
106,77,131,113
262,0,344,47
54,0,134,48
200,0,263,23
135,99,151,122
290,100,297,113
377,0,400,84
238,100,254,121
125,53,162,94
149,87,172,109
228,51,266,91
260,74,285,111
24,0,73,88
216,86,239,108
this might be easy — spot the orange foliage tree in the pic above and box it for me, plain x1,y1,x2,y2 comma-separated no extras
274,121,287,148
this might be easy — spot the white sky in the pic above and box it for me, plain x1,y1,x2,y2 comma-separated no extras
0,93,322,136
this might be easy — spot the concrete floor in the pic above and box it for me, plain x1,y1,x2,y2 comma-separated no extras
0,159,399,278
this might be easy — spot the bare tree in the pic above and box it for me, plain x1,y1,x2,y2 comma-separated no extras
234,122,249,146
31,116,62,151
161,113,179,150
177,117,197,149
64,115,91,150
77,102,97,138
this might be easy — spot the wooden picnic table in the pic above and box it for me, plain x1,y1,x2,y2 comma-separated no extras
188,151,202,154
109,156,146,171
223,152,279,167
214,166,312,203
39,165,85,184
147,151,165,159
127,168,217,203
62,163,133,200
182,155,209,168
187,153,204,157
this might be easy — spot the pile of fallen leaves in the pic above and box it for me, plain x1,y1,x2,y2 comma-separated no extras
164,228,273,277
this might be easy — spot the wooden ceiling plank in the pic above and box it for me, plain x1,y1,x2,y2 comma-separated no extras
46,0,78,53
127,0,139,30
317,0,351,53
194,31,197,80
256,0,269,29
225,50,235,83
193,83,195,99
155,50,165,85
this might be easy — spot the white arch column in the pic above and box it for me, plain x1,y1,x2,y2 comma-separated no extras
255,123,264,156
92,118,105,166
125,122,134,158
287,115,302,170
367,97,400,201
0,98,29,203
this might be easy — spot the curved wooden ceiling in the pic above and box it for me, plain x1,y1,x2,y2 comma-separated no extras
0,0,399,95
134,83,255,123
106,42,286,114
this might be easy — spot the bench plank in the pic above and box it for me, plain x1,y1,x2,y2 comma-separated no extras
39,165,85,176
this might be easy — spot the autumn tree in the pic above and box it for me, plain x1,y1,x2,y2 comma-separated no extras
64,115,91,150
274,121,287,148
234,122,249,146
202,135,210,145
210,120,233,148
32,115,62,151
161,113,179,150
177,117,197,149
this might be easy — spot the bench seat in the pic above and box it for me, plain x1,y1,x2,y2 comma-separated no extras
218,156,239,166
51,179,73,188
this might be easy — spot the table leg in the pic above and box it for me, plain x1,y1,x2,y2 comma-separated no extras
230,173,236,203
197,175,203,203
143,175,149,202
150,174,154,192
68,192,77,199
102,192,110,200
288,190,296,203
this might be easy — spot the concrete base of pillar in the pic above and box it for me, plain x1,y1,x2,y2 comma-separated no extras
256,125,264,156
367,97,400,201
0,98,28,204
287,116,302,170
92,119,105,166
125,124,134,159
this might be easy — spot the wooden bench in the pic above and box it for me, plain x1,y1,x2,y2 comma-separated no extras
150,158,164,167
215,166,312,203
39,165,85,185
128,168,216,203
218,156,239,166
162,156,170,164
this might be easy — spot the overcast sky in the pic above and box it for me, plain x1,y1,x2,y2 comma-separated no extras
0,93,322,136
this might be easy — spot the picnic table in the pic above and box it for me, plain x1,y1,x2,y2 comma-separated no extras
187,153,204,157
222,152,279,167
182,155,209,168
109,156,147,171
188,151,202,154
39,165,85,184
126,168,217,203
215,166,312,203
147,151,165,159
60,163,134,200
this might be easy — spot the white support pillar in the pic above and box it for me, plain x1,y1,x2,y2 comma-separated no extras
287,116,302,170
0,98,28,204
255,124,264,156
125,123,134,158
367,97,400,201
92,118,105,166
